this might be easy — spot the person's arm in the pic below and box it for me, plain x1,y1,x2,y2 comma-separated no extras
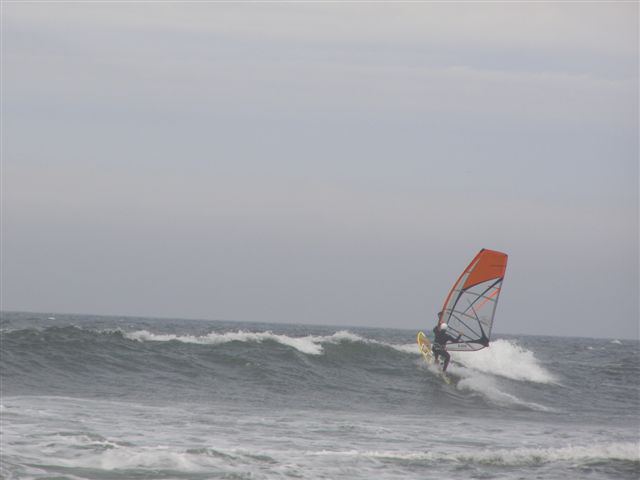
445,332,462,343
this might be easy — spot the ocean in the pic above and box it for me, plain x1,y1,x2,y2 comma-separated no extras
1,311,638,480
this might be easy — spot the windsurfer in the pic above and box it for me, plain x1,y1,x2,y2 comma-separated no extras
432,317,462,372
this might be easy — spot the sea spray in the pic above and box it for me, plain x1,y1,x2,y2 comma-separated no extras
451,338,557,383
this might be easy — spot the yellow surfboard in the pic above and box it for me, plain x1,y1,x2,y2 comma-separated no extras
416,331,433,363
416,331,450,384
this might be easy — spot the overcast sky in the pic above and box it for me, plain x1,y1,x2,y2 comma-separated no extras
2,3,638,339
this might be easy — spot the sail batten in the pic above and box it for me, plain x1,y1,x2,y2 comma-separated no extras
439,249,508,352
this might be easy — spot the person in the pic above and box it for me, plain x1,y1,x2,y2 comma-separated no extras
432,319,462,372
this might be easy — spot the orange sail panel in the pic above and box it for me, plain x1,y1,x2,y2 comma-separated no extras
462,250,508,290
439,249,508,351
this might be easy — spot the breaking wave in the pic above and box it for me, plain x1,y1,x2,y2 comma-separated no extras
123,328,415,356
451,338,557,384
124,329,335,355
453,372,551,411
310,441,640,465
0,325,574,414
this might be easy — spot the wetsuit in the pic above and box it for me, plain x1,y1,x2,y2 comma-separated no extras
432,326,461,372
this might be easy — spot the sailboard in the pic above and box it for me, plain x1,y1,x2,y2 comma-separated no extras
416,331,433,362
438,248,508,351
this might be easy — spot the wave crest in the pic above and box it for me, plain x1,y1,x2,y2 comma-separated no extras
123,329,375,356
451,339,556,384
311,441,640,465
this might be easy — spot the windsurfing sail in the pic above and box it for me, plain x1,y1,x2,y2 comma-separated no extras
439,249,508,351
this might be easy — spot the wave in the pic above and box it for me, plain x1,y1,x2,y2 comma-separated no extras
123,328,415,357
2,326,558,383
13,425,638,473
3,327,557,388
124,329,328,355
413,337,557,410
310,441,640,465
451,339,557,384
121,329,553,386
1,326,565,413
453,372,551,411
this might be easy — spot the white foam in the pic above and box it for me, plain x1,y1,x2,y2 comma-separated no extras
610,339,622,344
54,446,213,472
453,371,551,411
122,329,375,356
451,339,556,384
320,330,366,344
457,442,640,465
315,331,414,354
117,326,431,358
386,342,418,354
309,441,640,464
124,330,323,355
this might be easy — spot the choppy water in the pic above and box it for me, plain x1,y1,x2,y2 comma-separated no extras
1,312,638,479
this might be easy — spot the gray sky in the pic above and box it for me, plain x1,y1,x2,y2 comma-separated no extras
2,3,638,339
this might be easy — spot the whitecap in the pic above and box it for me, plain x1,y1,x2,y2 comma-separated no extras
451,339,556,384
389,343,421,354
453,371,551,412
122,329,381,356
308,441,640,464
124,330,324,355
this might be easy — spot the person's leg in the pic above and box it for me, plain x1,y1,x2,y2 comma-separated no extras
433,348,446,368
442,351,451,371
